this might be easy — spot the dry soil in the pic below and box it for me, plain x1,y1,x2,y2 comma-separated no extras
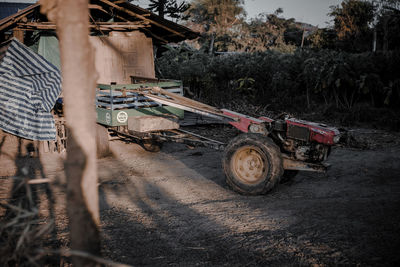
1,126,400,266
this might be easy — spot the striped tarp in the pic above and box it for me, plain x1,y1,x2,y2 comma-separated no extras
0,38,61,141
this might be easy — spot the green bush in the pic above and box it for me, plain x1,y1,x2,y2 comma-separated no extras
156,45,400,120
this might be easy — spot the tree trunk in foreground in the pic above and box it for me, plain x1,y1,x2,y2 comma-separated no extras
40,0,100,266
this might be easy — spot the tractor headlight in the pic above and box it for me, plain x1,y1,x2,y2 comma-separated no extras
333,135,341,144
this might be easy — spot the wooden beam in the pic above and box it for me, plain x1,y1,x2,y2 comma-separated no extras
0,3,39,32
97,0,185,38
88,4,103,9
17,22,149,31
91,21,150,26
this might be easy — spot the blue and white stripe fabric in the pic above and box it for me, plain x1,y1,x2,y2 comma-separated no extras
0,38,61,140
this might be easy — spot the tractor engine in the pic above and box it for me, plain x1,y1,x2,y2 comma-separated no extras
271,118,340,163
221,109,341,194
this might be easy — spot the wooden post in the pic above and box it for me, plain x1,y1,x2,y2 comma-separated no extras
300,27,306,48
383,15,389,51
39,0,100,266
209,33,215,55
373,27,377,52
13,28,24,42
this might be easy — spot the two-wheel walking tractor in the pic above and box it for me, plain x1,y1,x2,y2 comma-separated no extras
95,80,340,195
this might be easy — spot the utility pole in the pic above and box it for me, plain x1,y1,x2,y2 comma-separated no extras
300,27,306,48
372,0,378,52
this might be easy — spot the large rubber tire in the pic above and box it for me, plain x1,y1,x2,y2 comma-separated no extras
223,133,284,195
141,139,163,153
96,124,110,158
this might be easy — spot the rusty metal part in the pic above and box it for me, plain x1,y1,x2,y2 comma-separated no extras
282,155,328,172
231,146,268,185
248,122,269,135
222,109,266,133
282,138,296,152
109,128,226,151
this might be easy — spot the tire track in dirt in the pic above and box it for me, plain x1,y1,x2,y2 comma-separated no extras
98,139,400,266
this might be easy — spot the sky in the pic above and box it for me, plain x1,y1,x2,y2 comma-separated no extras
136,0,344,27
1,0,343,27
244,0,343,27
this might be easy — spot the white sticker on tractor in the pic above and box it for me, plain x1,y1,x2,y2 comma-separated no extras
105,113,111,124
116,111,128,123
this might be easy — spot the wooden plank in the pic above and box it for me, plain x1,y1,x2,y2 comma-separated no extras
42,141,50,153
96,102,159,109
136,93,234,121
100,96,152,102
28,178,52,184
18,22,149,26
91,32,155,84
49,141,55,153
92,22,150,25
17,22,147,31
88,4,103,9
127,115,179,132
151,87,221,112
109,81,182,90
98,84,112,89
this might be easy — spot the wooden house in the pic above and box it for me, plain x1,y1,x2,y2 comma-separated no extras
0,0,198,160
0,0,198,84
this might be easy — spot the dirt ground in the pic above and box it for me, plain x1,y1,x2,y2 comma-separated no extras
1,126,400,266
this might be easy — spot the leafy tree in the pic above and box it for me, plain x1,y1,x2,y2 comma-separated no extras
307,28,337,49
371,0,400,51
147,0,190,20
329,0,375,52
307,0,399,51
375,8,400,50
186,3,302,53
376,0,400,10
188,0,245,33
187,0,246,52
236,10,298,52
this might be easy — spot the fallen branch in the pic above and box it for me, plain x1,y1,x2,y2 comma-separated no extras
0,176,52,184
27,178,52,184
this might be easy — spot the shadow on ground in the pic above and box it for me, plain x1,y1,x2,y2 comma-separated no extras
98,140,400,266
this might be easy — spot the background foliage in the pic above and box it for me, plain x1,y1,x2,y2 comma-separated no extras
152,0,400,129
156,46,400,129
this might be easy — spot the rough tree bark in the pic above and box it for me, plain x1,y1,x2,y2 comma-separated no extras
39,0,100,266
382,15,389,51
